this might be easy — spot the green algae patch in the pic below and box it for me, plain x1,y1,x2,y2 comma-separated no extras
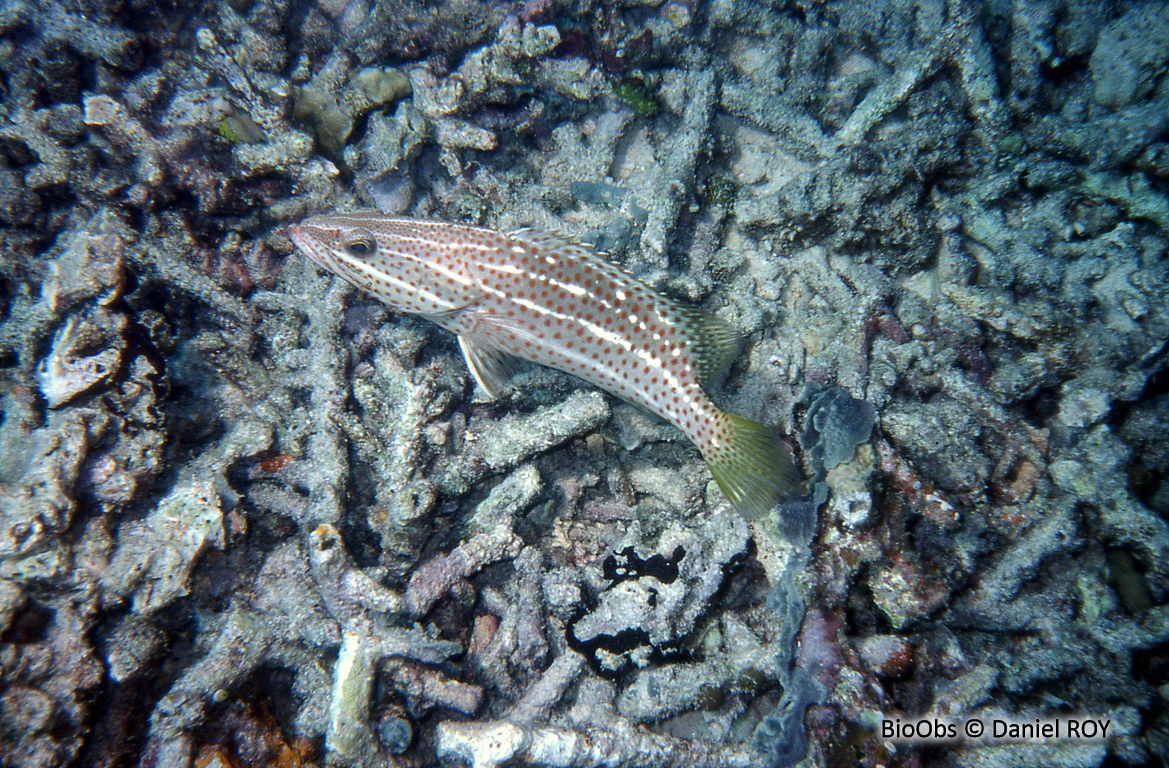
703,175,739,212
217,112,265,145
611,79,660,117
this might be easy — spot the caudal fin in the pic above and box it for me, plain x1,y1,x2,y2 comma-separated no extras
706,412,802,519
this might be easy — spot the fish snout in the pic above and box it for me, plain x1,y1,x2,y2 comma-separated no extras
288,223,334,270
288,223,308,250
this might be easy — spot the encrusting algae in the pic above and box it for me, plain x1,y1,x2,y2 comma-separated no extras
290,213,800,518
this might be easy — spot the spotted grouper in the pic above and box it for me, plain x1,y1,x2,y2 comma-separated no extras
289,212,800,518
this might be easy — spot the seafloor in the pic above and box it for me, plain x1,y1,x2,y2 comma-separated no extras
2,1,1168,767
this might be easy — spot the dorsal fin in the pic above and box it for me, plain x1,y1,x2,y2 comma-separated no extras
507,227,588,253
509,227,743,384
672,303,744,387
508,227,622,263
509,227,743,383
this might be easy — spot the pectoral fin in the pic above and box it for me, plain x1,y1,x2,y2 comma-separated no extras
457,336,522,399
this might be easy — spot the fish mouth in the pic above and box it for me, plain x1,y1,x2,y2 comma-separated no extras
288,223,311,252
288,223,333,270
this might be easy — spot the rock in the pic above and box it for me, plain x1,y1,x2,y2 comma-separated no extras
856,634,914,679
439,390,610,496
869,555,951,630
1057,381,1113,428
104,615,165,682
0,578,25,634
465,464,543,537
1091,4,1169,109
102,480,225,614
568,510,750,677
353,66,411,106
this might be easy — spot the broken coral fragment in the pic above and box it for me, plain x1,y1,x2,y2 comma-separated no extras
36,311,127,409
102,479,225,614
568,510,750,677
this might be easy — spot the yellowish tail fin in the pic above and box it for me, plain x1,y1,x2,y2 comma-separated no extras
707,412,802,519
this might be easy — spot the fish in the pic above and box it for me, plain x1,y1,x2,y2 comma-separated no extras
289,212,800,518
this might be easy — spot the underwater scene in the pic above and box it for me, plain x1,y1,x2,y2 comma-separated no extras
2,0,1168,766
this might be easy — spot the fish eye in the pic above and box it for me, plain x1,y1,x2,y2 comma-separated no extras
343,229,376,258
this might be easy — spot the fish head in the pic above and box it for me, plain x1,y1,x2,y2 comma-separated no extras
289,213,382,276
289,212,486,317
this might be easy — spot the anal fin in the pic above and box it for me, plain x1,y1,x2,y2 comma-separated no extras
458,336,522,399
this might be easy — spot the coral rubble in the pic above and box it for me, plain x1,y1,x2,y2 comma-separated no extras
1,1,1168,767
